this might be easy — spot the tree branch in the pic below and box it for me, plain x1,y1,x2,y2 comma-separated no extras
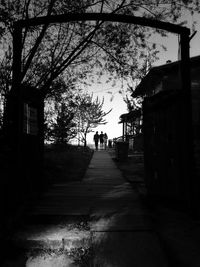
21,0,57,81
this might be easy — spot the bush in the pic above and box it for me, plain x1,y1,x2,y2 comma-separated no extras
44,144,93,185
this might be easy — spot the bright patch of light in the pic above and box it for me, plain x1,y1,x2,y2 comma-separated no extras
26,254,74,267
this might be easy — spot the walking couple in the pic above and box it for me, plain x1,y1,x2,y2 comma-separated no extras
93,131,108,150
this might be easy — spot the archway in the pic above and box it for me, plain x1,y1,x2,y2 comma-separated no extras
8,13,194,207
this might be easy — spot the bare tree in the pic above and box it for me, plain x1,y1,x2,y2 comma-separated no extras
0,0,198,96
0,0,199,130
75,93,111,147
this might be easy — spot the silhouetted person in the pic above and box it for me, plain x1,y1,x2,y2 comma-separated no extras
104,133,108,150
99,131,104,150
108,139,112,148
94,131,99,150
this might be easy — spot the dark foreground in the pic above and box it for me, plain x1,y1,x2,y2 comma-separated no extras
2,149,200,266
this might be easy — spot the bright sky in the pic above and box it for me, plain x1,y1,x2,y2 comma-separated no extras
86,81,127,144
85,12,200,146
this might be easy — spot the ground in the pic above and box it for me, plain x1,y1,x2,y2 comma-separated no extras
44,144,94,184
111,149,200,267
2,147,200,266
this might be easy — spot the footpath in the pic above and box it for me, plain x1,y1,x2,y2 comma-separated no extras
3,150,200,266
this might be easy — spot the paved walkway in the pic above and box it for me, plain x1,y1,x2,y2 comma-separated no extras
4,150,169,266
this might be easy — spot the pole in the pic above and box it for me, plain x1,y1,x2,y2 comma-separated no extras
12,24,23,194
180,32,195,209
12,25,22,94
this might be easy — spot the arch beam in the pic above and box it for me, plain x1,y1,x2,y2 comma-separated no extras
15,13,190,35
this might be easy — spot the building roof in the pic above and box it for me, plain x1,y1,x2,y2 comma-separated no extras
119,109,141,123
132,55,200,97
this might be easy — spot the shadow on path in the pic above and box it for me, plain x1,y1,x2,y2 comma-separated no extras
2,150,169,267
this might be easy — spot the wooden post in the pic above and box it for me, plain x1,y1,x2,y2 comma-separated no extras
125,121,128,142
11,24,23,196
12,24,22,94
12,24,23,138
122,121,125,141
180,32,195,209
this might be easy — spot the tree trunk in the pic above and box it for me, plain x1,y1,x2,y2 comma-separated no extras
84,133,87,147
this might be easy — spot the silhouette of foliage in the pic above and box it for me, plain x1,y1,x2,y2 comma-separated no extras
75,93,112,147
0,0,199,128
47,102,77,144
0,0,199,94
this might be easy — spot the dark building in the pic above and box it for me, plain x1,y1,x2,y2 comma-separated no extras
119,109,143,152
132,55,200,210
